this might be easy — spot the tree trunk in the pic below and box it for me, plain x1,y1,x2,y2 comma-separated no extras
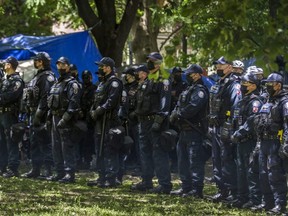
75,0,140,67
131,0,160,64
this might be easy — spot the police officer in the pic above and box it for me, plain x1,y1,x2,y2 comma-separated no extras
170,64,209,198
253,72,287,213
0,56,24,177
209,56,242,202
88,57,123,188
76,70,96,169
47,56,81,183
131,52,172,194
21,52,56,179
230,72,263,208
121,67,141,174
169,67,187,172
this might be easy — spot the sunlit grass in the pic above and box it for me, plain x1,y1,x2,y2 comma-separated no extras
0,167,266,215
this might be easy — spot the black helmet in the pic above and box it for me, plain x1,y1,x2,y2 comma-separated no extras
32,52,51,62
123,67,136,76
241,72,260,86
170,66,182,74
184,64,203,75
262,72,284,84
82,70,92,79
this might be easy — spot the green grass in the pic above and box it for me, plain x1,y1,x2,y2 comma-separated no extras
0,169,266,216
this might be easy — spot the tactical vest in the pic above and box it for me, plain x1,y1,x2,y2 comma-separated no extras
48,77,74,113
25,70,55,108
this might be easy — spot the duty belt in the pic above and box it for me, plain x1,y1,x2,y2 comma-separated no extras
239,135,254,143
261,133,279,140
0,107,14,114
179,122,201,131
51,110,65,116
138,115,155,122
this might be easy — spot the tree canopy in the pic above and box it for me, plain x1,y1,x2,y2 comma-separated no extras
1,0,288,72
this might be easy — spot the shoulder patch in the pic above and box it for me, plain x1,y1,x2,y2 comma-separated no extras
252,101,260,113
198,91,204,98
72,82,79,94
14,81,22,91
163,79,170,85
112,81,119,88
47,75,55,82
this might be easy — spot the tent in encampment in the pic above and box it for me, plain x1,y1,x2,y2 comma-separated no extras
0,30,102,83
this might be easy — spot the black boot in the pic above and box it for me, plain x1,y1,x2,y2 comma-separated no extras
46,172,65,181
21,167,40,178
58,173,75,184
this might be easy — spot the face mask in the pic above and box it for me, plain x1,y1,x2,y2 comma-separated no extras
147,61,155,70
98,68,105,76
186,75,194,85
173,75,182,82
58,69,66,76
240,85,249,95
266,85,276,97
216,69,225,77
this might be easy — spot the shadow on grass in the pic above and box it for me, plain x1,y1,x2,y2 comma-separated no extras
0,172,266,216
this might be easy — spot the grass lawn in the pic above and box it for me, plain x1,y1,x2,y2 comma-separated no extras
0,165,266,216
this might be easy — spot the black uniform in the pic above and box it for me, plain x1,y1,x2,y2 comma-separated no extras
91,72,123,187
48,73,81,182
0,73,24,176
23,68,56,177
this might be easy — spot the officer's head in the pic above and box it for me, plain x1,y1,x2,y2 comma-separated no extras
263,72,283,97
170,66,183,83
82,70,92,85
246,66,264,81
123,67,136,83
95,57,115,76
56,56,70,76
184,64,203,84
240,72,259,95
213,56,232,78
232,60,244,75
70,64,78,79
146,52,163,73
3,56,18,74
32,52,51,69
135,65,149,82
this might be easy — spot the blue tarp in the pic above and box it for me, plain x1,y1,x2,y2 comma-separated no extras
0,31,102,82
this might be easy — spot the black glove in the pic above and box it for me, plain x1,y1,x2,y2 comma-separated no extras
95,106,105,117
151,115,164,132
90,110,97,121
128,111,137,121
231,131,241,144
33,116,41,127
279,144,288,159
57,119,67,129
169,111,179,125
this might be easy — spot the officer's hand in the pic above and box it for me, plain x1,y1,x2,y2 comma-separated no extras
57,119,67,129
95,106,105,117
169,111,179,125
33,116,41,127
44,120,51,131
279,144,288,159
128,111,137,121
90,110,97,121
231,131,241,144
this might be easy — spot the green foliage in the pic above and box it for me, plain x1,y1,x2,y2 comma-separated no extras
162,0,288,72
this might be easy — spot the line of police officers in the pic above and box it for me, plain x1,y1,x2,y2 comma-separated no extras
0,52,288,214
